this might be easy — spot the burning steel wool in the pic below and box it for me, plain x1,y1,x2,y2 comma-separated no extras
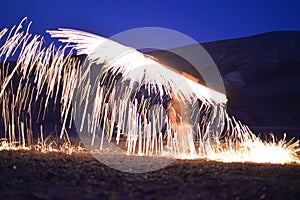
0,19,299,164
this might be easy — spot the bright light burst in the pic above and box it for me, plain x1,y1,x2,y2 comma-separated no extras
0,19,299,164
207,134,300,164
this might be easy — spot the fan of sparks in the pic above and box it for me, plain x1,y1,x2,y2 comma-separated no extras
0,19,299,164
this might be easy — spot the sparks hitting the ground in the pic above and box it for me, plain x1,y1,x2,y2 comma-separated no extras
0,19,299,164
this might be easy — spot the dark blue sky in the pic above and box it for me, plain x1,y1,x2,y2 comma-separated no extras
0,0,299,44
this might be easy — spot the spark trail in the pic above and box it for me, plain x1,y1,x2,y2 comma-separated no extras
0,19,80,153
48,28,299,164
0,19,299,164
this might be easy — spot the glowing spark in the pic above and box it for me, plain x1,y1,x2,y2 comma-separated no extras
0,20,298,165
47,29,300,164
0,19,80,154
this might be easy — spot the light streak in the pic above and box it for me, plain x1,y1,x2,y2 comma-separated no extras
0,20,298,165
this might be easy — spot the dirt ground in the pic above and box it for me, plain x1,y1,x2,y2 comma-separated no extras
0,150,300,200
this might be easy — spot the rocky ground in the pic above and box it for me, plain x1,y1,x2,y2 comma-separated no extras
0,150,300,200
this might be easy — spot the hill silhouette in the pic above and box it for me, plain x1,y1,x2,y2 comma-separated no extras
148,31,300,136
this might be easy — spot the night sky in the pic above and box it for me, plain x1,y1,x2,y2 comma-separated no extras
0,0,300,45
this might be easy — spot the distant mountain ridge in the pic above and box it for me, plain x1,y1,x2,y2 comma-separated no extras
148,31,300,133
